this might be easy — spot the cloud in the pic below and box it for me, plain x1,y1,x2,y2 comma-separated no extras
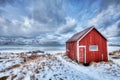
105,20,120,37
0,17,29,36
99,0,120,11
0,0,66,37
85,0,120,43
31,0,66,31
0,0,120,45
58,17,77,34
87,4,120,29
0,0,15,6
34,17,77,44
0,0,76,45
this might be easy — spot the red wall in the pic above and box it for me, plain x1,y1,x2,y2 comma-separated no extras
66,42,77,60
79,29,108,63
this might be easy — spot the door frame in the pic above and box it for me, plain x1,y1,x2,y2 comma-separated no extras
77,46,86,63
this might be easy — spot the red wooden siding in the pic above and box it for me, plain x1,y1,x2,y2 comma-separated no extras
66,27,108,64
79,28,108,63
66,42,77,60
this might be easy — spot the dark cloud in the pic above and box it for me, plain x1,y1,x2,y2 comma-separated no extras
0,0,67,36
59,23,77,34
0,0,15,6
87,0,120,30
99,0,120,10
0,9,6,15
98,0,120,29
104,20,120,40
116,22,120,37
32,0,66,30
0,0,120,45
118,21,120,28
58,17,77,34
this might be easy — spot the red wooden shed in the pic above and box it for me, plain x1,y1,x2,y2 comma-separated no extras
66,27,108,64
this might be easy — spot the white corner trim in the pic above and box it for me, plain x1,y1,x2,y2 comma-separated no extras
76,41,79,62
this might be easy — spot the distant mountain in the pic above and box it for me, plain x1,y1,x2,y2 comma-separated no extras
0,37,64,46
109,44,120,47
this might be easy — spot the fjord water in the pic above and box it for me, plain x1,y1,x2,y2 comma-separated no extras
0,45,65,54
0,45,119,53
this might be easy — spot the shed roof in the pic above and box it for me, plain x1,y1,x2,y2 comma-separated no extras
66,26,107,42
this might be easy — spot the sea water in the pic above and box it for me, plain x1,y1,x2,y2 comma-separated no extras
0,45,65,54
0,45,119,53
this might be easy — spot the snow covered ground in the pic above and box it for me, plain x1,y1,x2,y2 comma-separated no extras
0,51,120,80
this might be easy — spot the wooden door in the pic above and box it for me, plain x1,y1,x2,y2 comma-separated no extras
79,47,85,63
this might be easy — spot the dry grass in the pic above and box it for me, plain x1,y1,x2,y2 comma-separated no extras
47,54,57,61
26,54,57,62
0,76,9,80
0,64,20,72
107,60,114,63
109,49,120,60
18,53,26,57
89,60,114,67
62,55,74,63
21,54,58,72
104,60,115,66
109,49,120,55
89,61,97,66
56,53,66,57
11,74,17,80
35,68,39,73
109,52,115,55
112,55,120,59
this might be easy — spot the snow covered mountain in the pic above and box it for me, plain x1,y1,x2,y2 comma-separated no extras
0,37,63,46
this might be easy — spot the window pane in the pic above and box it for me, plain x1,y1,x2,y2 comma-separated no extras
89,45,98,51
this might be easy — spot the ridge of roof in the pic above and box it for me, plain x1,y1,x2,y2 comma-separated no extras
66,26,94,42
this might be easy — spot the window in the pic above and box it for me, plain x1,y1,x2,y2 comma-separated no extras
89,45,98,51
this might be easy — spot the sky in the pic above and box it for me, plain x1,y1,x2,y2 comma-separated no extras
0,0,120,45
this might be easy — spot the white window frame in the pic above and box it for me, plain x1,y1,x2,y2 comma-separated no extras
89,45,98,51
